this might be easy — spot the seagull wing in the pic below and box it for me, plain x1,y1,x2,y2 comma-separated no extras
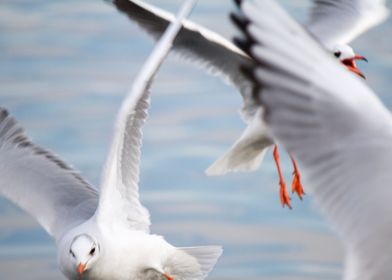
306,0,389,48
0,109,98,240
96,0,197,232
112,0,257,119
236,0,392,277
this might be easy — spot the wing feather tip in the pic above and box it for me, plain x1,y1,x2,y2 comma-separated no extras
233,0,243,8
230,12,250,33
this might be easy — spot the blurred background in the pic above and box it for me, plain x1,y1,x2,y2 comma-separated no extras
0,0,391,279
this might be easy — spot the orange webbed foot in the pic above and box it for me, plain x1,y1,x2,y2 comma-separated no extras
279,180,292,209
290,155,305,200
273,145,292,209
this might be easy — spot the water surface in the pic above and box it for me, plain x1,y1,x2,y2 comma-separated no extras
0,0,391,279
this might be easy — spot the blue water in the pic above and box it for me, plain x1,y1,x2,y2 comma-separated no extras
0,0,391,279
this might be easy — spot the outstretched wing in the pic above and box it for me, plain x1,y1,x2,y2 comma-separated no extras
111,0,257,120
0,109,98,240
306,0,389,48
96,0,197,231
235,0,392,277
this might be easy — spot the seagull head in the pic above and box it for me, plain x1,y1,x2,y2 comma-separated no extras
69,234,100,277
332,45,368,79
60,229,220,279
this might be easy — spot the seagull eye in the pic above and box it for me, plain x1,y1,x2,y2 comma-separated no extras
69,250,75,258
334,51,342,58
89,247,96,255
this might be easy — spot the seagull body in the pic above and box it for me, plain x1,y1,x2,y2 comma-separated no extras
233,0,392,278
58,224,186,279
112,0,262,173
0,1,222,279
112,0,388,208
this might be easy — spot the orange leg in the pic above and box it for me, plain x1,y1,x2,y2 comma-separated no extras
290,155,305,200
273,145,291,209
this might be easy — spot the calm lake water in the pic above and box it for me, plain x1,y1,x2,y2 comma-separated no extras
0,0,391,279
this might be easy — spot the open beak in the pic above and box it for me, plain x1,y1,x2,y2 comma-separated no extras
341,55,368,79
77,263,86,276
164,273,174,280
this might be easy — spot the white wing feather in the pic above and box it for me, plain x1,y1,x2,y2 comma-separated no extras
180,246,223,278
306,0,389,49
111,0,257,120
96,0,197,231
238,0,392,278
206,108,272,175
111,0,273,175
0,109,98,240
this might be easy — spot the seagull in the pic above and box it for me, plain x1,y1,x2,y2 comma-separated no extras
304,0,389,80
232,0,392,278
0,1,222,279
112,0,388,209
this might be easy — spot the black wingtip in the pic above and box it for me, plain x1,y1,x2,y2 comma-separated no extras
233,0,243,8
233,37,247,53
231,0,263,104
0,108,8,123
230,6,257,58
239,64,263,105
230,12,250,33
239,64,256,85
233,34,257,58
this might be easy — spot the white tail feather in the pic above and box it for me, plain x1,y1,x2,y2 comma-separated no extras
206,109,272,176
179,246,223,278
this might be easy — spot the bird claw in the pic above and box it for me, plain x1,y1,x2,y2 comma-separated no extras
279,181,292,209
290,156,305,200
273,146,306,209
291,170,305,200
273,145,292,209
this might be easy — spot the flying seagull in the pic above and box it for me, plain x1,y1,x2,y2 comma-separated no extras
232,0,392,278
0,1,222,279
111,0,388,209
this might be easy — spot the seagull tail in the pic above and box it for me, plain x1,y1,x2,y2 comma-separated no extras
205,110,272,176
179,246,223,278
205,139,270,176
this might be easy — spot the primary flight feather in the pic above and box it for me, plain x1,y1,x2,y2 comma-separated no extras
112,0,388,208
0,1,222,279
233,0,392,278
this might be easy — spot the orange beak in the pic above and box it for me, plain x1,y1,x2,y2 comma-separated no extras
164,273,174,280
341,55,368,79
77,263,86,275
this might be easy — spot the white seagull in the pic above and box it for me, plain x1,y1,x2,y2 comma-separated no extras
112,0,388,209
233,0,392,279
0,1,222,279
